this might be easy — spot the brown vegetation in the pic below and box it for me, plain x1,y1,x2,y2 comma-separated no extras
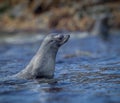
0,0,120,32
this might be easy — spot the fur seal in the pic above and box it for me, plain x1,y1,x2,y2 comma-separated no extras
14,34,70,79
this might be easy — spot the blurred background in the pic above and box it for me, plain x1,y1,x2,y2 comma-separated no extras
0,0,120,33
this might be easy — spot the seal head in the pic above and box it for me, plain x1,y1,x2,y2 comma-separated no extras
42,34,70,48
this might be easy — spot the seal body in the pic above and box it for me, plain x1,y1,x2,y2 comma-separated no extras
15,34,70,79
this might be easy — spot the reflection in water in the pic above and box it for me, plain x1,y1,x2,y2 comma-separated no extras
0,33,120,103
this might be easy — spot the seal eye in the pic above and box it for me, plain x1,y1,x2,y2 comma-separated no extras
58,35,64,40
54,34,64,41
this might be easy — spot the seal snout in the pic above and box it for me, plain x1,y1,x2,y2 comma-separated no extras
58,34,70,45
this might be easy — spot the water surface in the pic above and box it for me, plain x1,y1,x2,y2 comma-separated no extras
0,32,120,103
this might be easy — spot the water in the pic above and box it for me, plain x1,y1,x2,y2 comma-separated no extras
0,32,120,103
